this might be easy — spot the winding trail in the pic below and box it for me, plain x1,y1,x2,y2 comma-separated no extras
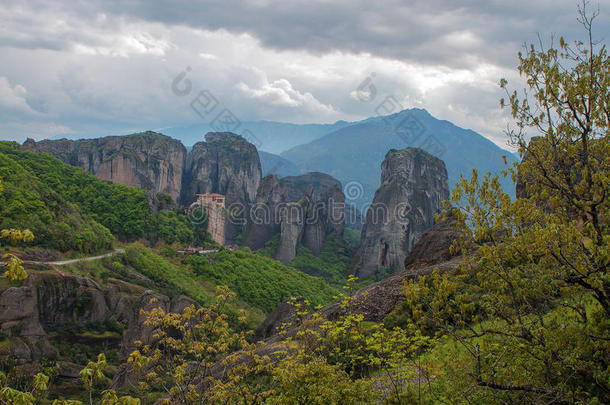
43,248,125,265
11,248,126,266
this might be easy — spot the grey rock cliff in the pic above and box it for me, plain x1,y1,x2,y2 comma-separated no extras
354,148,449,280
181,132,262,242
244,172,345,264
0,271,132,364
29,132,186,203
0,268,196,390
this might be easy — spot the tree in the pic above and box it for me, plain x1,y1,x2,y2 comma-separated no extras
127,286,266,404
126,281,423,404
80,353,109,405
409,3,609,403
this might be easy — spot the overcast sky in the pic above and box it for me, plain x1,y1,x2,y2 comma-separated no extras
0,0,608,149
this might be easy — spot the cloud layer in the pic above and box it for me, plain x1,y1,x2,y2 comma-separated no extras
0,0,608,148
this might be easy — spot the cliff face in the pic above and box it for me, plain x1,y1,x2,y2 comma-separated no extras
30,132,186,203
344,203,364,230
0,270,192,371
354,148,449,280
244,172,345,264
181,132,262,242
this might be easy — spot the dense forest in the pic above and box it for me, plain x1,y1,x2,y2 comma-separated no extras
0,141,207,252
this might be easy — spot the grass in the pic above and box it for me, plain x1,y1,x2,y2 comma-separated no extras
77,331,122,340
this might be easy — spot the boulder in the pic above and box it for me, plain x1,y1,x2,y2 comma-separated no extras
256,297,307,340
403,213,463,272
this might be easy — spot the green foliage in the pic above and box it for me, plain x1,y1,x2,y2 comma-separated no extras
343,227,361,247
127,286,380,404
266,356,375,405
289,234,352,285
121,243,265,328
257,233,354,286
0,370,49,404
384,269,483,334
185,247,338,313
1,253,28,282
0,142,147,242
122,243,214,303
287,278,433,378
148,210,193,245
0,150,113,253
0,352,139,405
254,233,280,258
128,287,258,404
80,353,108,405
188,207,210,246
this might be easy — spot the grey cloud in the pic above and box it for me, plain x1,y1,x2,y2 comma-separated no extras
0,0,608,145
15,0,606,69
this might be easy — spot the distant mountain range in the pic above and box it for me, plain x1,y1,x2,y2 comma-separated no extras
280,108,517,209
160,120,352,153
259,151,301,178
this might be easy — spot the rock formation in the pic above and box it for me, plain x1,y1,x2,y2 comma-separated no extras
354,148,449,280
403,213,463,273
0,267,194,387
24,131,263,243
255,297,306,340
244,172,345,264
28,132,187,203
181,132,262,242
344,203,364,230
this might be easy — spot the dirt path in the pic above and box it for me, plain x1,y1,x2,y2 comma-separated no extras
25,248,125,266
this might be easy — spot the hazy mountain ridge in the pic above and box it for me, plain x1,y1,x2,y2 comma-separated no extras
281,108,517,208
259,151,301,178
160,119,353,153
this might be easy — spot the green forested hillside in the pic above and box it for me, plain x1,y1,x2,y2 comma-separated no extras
185,247,338,312
0,144,114,253
62,242,339,327
256,233,353,286
0,142,198,251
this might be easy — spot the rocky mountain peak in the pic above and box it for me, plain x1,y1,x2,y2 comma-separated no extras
244,172,345,264
182,132,262,242
204,131,247,144
354,147,449,279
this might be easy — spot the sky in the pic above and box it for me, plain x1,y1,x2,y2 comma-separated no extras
0,0,608,149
